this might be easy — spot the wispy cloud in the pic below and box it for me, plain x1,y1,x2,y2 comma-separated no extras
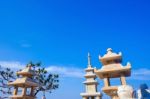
131,68,150,80
0,61,84,78
19,40,32,48
1,61,149,80
0,61,25,69
46,66,84,78
46,67,150,80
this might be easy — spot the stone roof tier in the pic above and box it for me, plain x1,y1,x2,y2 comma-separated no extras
95,65,131,79
83,80,98,85
17,66,35,77
8,77,38,87
80,92,101,97
99,48,122,65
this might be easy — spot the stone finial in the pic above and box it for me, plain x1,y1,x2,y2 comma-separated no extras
88,52,91,68
107,48,113,53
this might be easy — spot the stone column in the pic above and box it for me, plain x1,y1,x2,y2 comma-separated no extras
30,87,34,96
22,87,27,96
104,77,110,87
13,86,18,95
96,96,100,99
120,74,126,85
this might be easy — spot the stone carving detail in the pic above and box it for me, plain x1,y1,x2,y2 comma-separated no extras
117,85,133,99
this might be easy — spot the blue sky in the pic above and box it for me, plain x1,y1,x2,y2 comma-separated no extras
0,0,150,99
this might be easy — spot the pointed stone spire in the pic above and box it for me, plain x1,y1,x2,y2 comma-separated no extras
81,53,102,99
88,52,91,68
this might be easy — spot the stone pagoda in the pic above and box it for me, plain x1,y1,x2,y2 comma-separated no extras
95,48,131,99
8,65,38,99
80,53,101,99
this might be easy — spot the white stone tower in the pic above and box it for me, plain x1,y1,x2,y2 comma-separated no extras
80,53,101,99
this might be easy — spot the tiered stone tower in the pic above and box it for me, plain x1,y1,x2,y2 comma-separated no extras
95,48,131,99
8,65,38,99
80,53,101,99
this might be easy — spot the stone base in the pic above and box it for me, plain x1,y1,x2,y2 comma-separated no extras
10,95,35,99
81,92,102,99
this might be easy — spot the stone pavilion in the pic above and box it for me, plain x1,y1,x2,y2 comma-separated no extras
8,65,38,99
95,48,131,99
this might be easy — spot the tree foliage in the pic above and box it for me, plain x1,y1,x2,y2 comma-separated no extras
0,62,59,99
0,66,16,99
28,62,59,96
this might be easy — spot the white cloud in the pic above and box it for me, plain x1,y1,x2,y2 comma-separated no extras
131,68,150,80
1,61,149,80
46,66,84,78
0,61,84,78
45,66,150,80
0,61,25,69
